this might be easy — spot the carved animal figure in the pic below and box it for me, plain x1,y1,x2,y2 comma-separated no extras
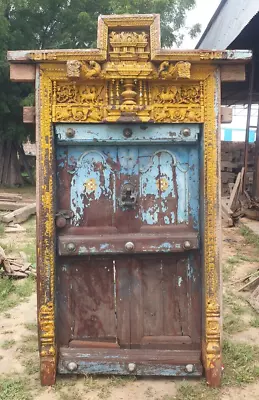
81,61,102,78
158,61,191,79
79,86,98,104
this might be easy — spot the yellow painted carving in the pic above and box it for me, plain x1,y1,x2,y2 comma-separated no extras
203,71,221,371
39,301,55,357
67,60,102,79
84,178,97,192
158,61,191,79
156,177,169,191
109,31,149,60
39,69,56,365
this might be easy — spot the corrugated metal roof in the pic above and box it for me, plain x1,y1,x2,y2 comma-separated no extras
196,0,259,50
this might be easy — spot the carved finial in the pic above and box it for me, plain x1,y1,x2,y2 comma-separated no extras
66,60,102,79
158,61,191,79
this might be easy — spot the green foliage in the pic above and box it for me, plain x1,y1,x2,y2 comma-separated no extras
223,339,259,385
0,0,200,143
176,381,219,400
0,376,32,400
0,275,36,313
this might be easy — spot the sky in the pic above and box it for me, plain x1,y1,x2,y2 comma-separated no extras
180,0,254,135
180,0,222,49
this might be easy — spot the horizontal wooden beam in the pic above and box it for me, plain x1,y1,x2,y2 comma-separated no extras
221,64,246,82
221,106,232,123
7,49,252,63
10,64,35,82
23,107,35,124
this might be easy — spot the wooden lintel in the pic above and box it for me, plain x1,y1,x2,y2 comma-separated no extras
221,64,246,82
23,107,35,124
221,106,232,123
10,64,35,82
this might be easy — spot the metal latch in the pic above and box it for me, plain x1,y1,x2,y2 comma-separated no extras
118,183,137,208
55,210,74,228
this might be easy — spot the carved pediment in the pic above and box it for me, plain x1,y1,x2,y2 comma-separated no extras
109,31,149,61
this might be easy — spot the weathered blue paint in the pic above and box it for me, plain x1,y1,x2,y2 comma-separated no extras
70,148,116,224
58,141,200,230
58,361,202,376
55,123,199,144
188,146,200,230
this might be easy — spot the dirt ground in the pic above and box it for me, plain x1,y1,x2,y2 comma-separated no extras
1,188,259,399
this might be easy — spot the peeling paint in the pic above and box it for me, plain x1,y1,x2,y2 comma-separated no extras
178,276,183,287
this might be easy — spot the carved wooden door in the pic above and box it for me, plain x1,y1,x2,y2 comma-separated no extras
56,123,202,376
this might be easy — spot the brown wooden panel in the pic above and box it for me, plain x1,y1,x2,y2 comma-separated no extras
162,257,184,336
69,340,119,349
129,254,201,349
10,64,35,82
57,257,116,345
23,106,35,123
130,258,144,346
71,258,116,339
58,231,199,255
221,64,245,82
142,259,163,337
57,261,72,346
60,347,201,364
116,258,131,347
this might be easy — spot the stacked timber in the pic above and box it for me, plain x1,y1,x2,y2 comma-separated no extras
0,192,36,231
221,141,255,197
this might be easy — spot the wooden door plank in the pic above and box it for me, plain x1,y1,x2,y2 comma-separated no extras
130,258,144,346
116,258,131,348
69,258,116,341
56,261,72,346
142,258,163,337
162,256,183,336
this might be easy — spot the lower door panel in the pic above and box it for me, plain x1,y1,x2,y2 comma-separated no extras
57,253,201,375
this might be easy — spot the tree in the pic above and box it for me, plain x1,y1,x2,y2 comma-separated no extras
0,0,200,185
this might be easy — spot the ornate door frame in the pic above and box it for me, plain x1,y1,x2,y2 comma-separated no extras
8,14,251,387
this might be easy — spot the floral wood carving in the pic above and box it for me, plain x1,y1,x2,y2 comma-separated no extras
158,61,191,79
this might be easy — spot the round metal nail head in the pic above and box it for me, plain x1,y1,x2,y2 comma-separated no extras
67,362,78,372
125,242,135,251
128,363,136,372
183,240,192,250
67,242,76,252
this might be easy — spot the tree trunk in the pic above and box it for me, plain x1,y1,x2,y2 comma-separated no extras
0,140,24,186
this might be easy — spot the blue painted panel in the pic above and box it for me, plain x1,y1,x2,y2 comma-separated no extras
55,123,199,144
70,149,116,225
57,142,200,231
58,361,202,376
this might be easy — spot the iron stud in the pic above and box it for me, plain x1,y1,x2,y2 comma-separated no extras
125,242,135,251
182,128,191,137
128,363,136,372
185,364,194,373
67,362,78,372
66,128,75,138
67,242,76,252
183,240,192,250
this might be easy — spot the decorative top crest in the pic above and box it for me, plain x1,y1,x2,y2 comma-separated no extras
109,31,149,60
